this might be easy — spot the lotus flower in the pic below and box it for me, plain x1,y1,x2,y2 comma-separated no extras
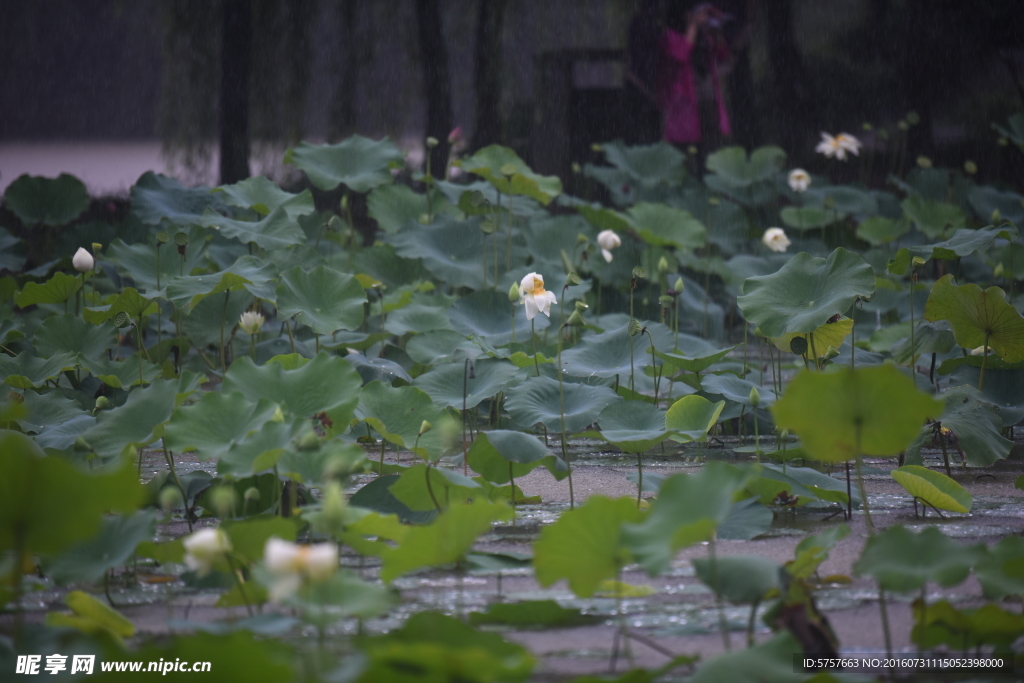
519,272,558,320
788,168,810,192
761,227,791,253
72,247,94,273
264,537,339,602
182,528,231,576
816,132,862,161
238,311,265,335
597,230,621,263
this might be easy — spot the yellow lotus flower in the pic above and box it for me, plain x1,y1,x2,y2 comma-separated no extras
519,272,558,320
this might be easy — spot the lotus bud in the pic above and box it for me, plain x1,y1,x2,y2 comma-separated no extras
687,145,699,156
156,231,170,244
209,486,238,518
508,282,520,302
657,256,669,276
419,420,433,436
571,162,582,174
632,266,646,279
749,386,761,408
183,528,231,576
916,156,932,169
627,319,642,337
994,262,1005,278
328,215,344,233
566,271,581,286
566,309,586,327
447,126,463,145
73,247,94,273
708,196,720,206
298,432,320,451
94,396,110,411
674,277,685,294
963,160,978,175
244,487,261,503
426,136,439,148
271,405,286,423
590,143,603,152
897,120,909,131
575,301,589,311
862,122,873,131
159,486,183,513
991,209,1002,223
318,481,348,536
125,444,138,462
780,429,790,440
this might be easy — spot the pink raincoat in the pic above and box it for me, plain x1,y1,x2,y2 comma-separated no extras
658,28,731,144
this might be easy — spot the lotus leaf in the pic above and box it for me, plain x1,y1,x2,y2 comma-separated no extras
891,465,972,513
901,195,966,238
414,357,519,409
15,271,82,308
213,175,314,219
46,590,135,642
969,185,1024,226
912,599,1024,651
625,202,706,251
387,215,492,290
274,265,366,335
904,384,1012,467
924,274,1024,362
164,391,279,462
582,400,672,453
716,496,774,540
700,374,777,407
354,381,446,459
787,524,851,580
856,216,909,245
83,378,192,459
466,429,565,484
975,536,1024,600
664,394,726,442
770,316,853,358
854,525,982,591
223,353,361,420
0,352,76,389
4,173,89,226
460,144,562,204
780,206,836,230
692,555,781,604
14,390,88,434
130,171,228,226
167,255,278,310
44,510,158,584
505,375,621,433
560,323,657,379
285,135,405,193
598,139,687,186
34,314,116,362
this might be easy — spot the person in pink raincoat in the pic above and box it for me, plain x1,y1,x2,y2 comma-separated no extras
658,2,733,168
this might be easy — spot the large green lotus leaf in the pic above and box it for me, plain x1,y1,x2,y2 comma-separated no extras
44,510,157,584
692,555,780,604
130,171,228,226
215,418,306,477
285,136,405,193
969,185,1024,226
4,173,89,226
106,227,209,293
223,353,361,419
166,256,278,310
349,475,437,525
83,378,191,459
15,272,82,307
654,346,736,375
275,265,366,335
760,463,861,508
384,302,453,336
786,524,851,579
912,599,1024,651
905,384,1012,467
80,355,164,389
466,429,566,484
975,536,1024,600
460,145,562,205
505,375,621,433
925,274,1024,361
737,248,875,337
912,225,1019,263
33,414,96,451
380,498,512,583
213,176,314,219
945,364,1024,427
780,206,837,230
625,202,706,251
533,495,645,597
201,206,306,250
576,205,632,234
34,314,115,362
163,391,279,462
856,216,910,246
413,357,519,409
448,289,549,346
386,215,489,290
705,145,786,187
0,430,142,555
890,321,956,366
406,330,486,365
389,464,484,511
664,395,725,442
743,464,821,507
354,381,446,459
891,465,972,513
901,195,966,238
599,140,687,186
854,525,982,591
83,287,158,324
700,374,777,407
0,228,25,273
622,462,750,576
345,352,413,385
688,633,805,683
367,184,457,233
560,323,657,378
0,352,76,389
357,611,535,683
14,390,88,434
770,316,853,358
773,365,943,463
803,185,878,216
581,400,671,454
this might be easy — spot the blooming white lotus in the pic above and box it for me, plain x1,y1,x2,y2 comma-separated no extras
519,272,558,320
72,247,94,273
596,230,621,263
238,311,264,335
815,132,862,161
264,537,339,602
182,528,231,576
761,227,791,253
788,168,810,192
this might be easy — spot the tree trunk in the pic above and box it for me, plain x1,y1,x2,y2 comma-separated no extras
764,0,813,152
328,0,359,142
415,0,453,175
471,0,507,150
219,0,251,184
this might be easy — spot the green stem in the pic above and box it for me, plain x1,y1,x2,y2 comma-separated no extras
709,536,731,651
558,293,573,510
909,275,916,388
636,451,643,507
532,319,539,377
285,319,296,354
939,428,952,477
163,444,192,533
425,463,443,513
219,290,230,372
854,422,874,534
878,584,893,661
979,331,990,392
225,554,255,617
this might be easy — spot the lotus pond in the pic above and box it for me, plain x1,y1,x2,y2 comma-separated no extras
2,125,1024,681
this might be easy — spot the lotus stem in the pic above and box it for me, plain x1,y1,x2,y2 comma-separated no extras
463,358,471,475
636,451,643,508
225,554,254,617
425,463,443,513
162,443,191,533
909,273,917,388
854,422,874,534
878,583,893,663
219,290,230,372
939,426,952,477
531,320,539,377
558,288,573,510
979,332,990,392
709,536,731,651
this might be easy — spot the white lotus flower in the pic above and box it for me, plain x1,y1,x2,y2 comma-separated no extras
815,132,862,161
788,168,810,192
761,227,791,253
182,528,231,576
596,229,621,263
264,537,339,602
519,272,558,320
238,310,264,335
72,247,94,273
970,345,993,356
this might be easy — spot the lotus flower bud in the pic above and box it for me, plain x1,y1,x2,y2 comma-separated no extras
318,481,348,536
271,405,286,423
508,282,520,302
994,262,1005,278
298,432,320,451
419,420,433,435
159,486,184,513
209,486,238,518
749,386,761,408
991,209,1002,223
94,396,110,411
73,247,94,273
244,487,261,503
963,160,978,175
916,156,932,169
183,528,231,576
674,277,685,294
906,111,920,125
447,127,463,145
426,136,439,148
998,137,1009,147
657,256,669,276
